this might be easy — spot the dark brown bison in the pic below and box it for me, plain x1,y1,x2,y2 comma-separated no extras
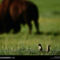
5,0,40,34
0,0,40,34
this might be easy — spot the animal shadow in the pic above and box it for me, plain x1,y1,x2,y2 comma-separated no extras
46,32,60,36
53,11,60,15
37,31,60,36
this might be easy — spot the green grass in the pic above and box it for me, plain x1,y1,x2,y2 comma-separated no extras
0,0,60,55
0,17,60,55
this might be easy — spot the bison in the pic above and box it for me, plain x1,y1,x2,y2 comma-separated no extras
5,0,40,34
0,0,40,34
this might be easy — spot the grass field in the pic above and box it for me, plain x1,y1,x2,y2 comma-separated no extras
0,0,60,55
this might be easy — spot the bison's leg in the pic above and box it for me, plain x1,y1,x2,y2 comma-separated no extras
5,23,12,33
34,20,41,34
27,21,32,34
13,23,21,34
5,26,11,33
